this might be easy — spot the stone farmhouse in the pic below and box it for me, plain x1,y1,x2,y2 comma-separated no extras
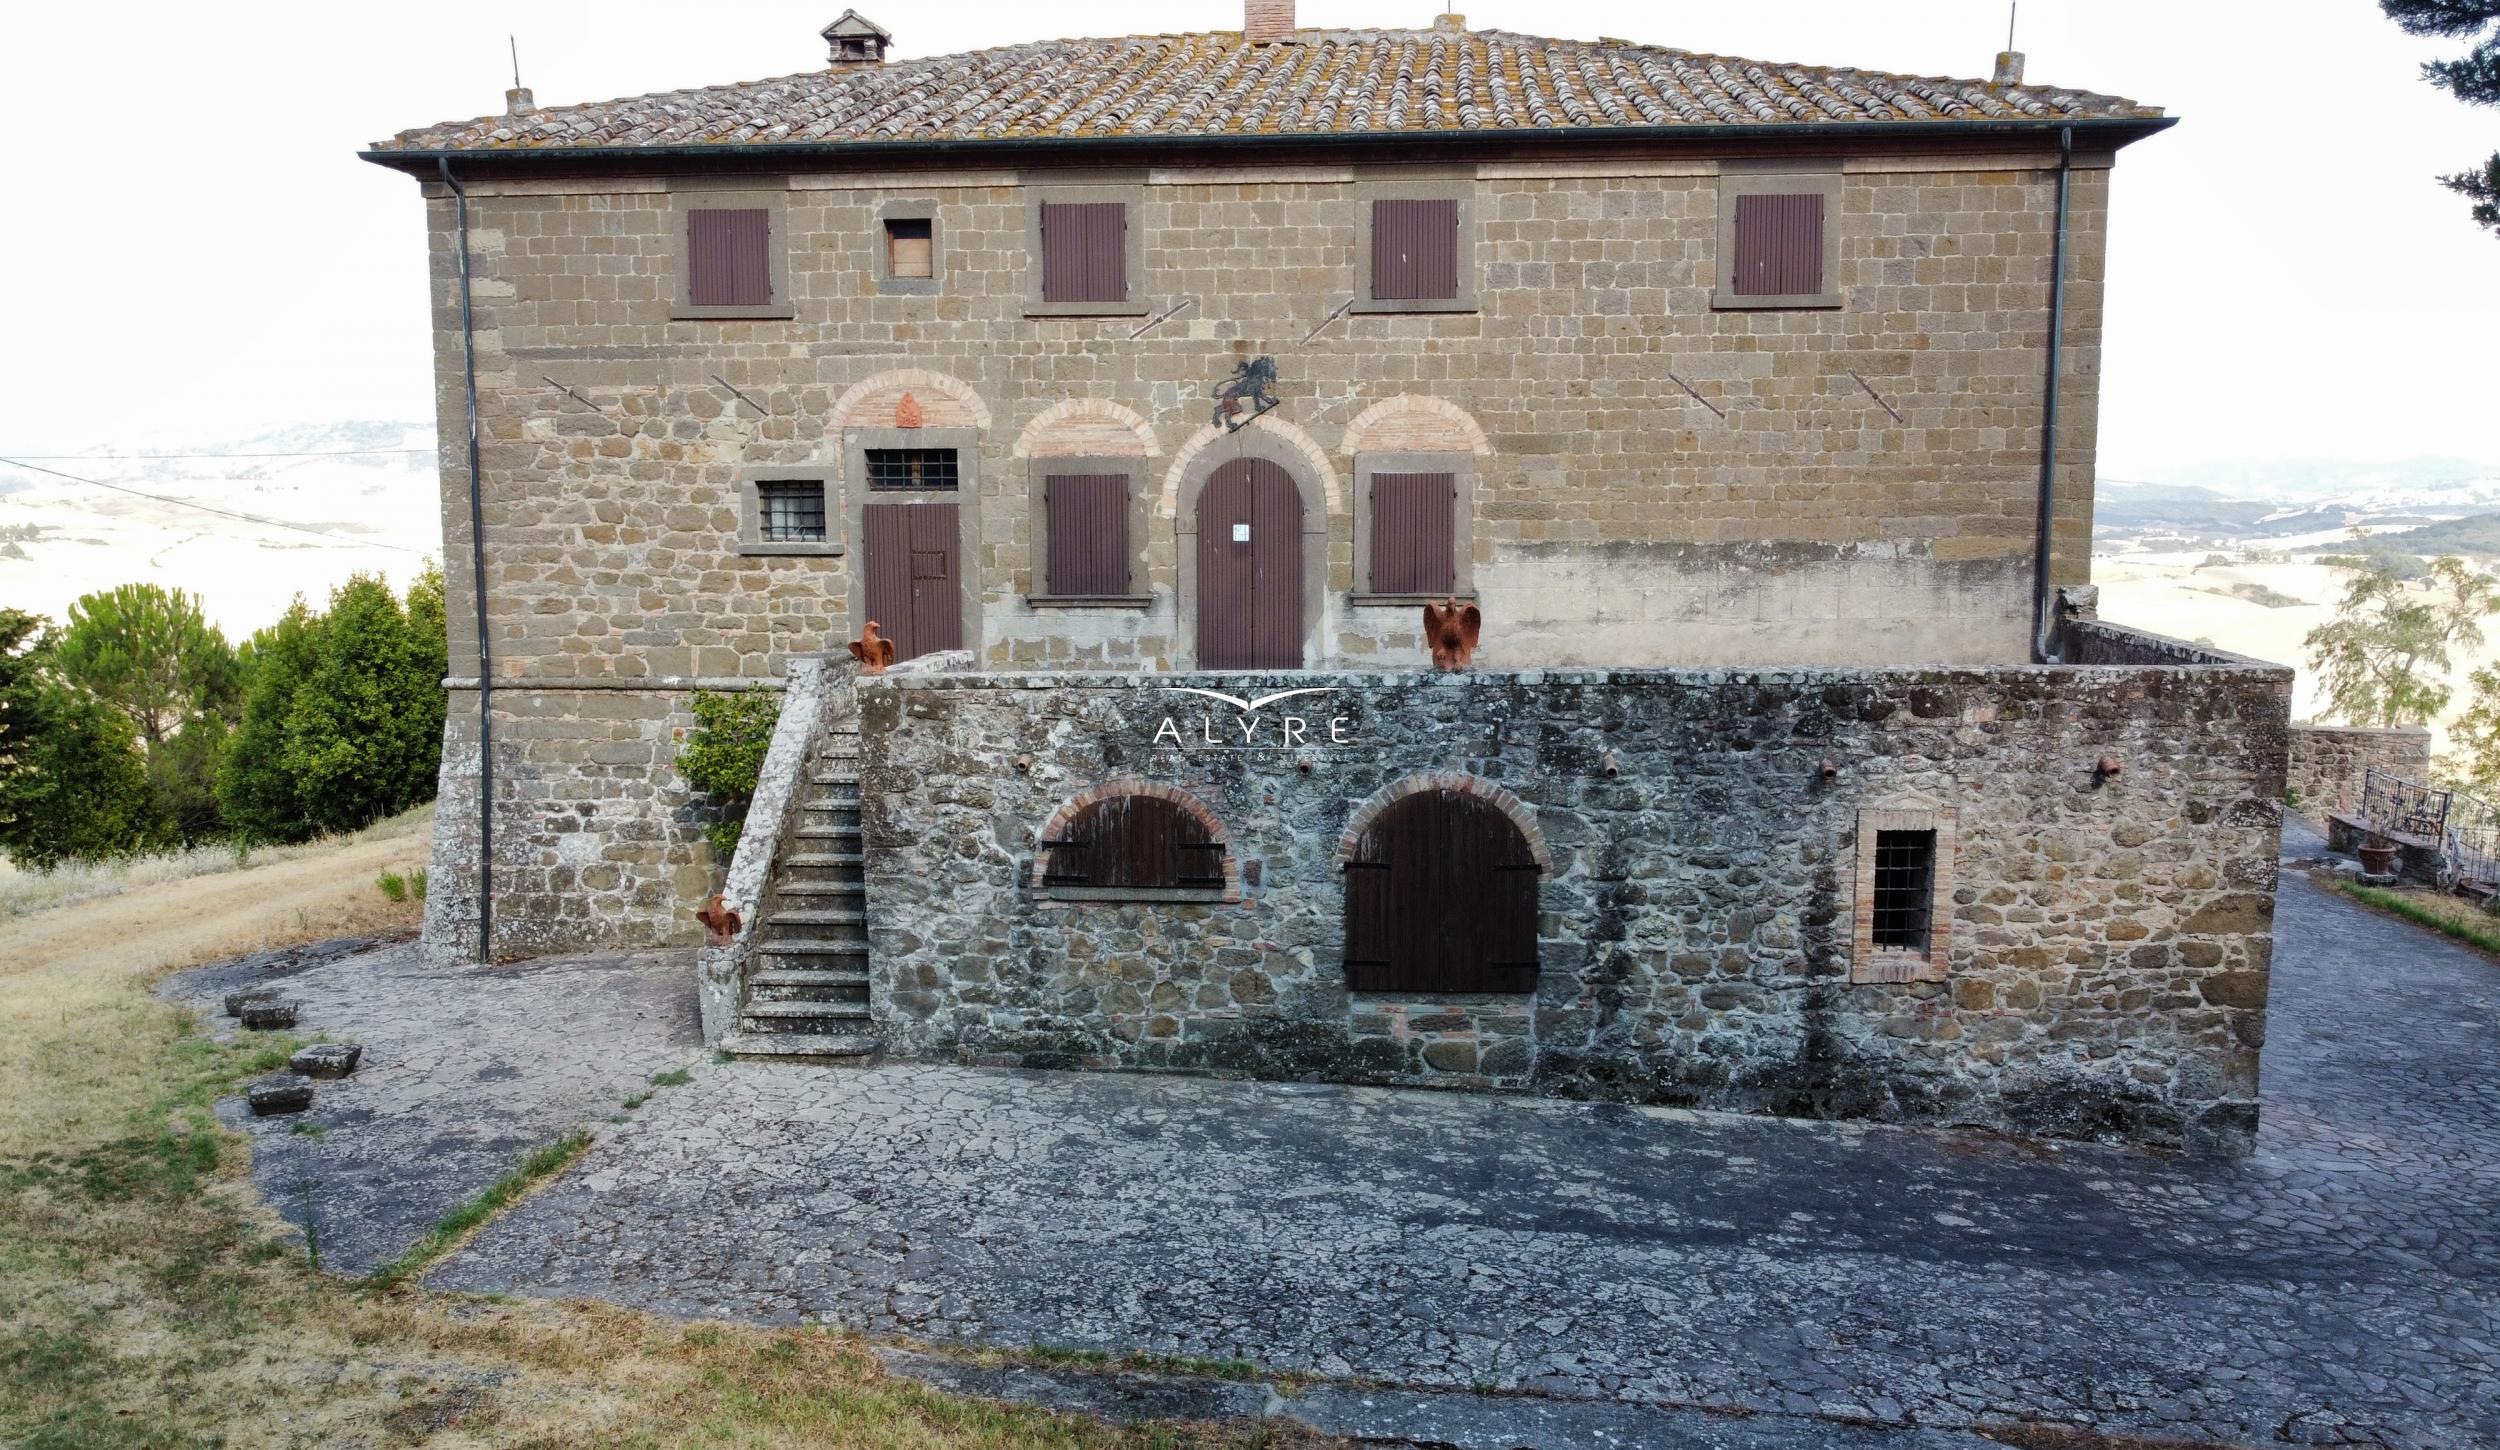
367,4,2291,1154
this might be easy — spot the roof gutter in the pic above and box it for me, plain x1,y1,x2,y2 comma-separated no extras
360,114,2173,174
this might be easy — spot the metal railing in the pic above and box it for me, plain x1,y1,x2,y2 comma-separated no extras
2362,766,2451,842
2443,787,2500,893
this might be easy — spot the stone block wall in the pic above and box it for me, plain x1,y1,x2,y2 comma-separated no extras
424,682,762,959
857,638,2292,1155
419,146,2114,688
2287,724,2433,816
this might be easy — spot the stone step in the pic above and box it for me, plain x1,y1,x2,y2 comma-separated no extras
718,1029,880,1060
739,1001,874,1032
770,907,868,927
757,938,869,959
801,804,862,823
776,878,864,896
792,824,865,842
749,976,871,1007
809,769,860,785
751,967,870,990
783,852,866,870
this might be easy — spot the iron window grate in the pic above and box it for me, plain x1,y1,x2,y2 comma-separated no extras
756,480,827,541
866,448,959,491
1870,829,1937,951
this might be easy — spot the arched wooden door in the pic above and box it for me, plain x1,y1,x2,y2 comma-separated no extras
1195,457,1304,669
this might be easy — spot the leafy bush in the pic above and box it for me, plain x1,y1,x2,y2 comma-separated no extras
376,870,408,903
675,690,781,858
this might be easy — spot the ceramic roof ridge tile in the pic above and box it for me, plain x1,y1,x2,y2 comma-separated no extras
370,25,2160,153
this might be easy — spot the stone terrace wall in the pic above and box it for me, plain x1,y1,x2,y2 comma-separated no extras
2288,725,2433,816
857,649,2292,1155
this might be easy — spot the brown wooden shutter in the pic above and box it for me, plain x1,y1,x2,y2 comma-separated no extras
1044,474,1130,596
862,502,961,662
1044,795,1223,890
1040,202,1127,304
1343,790,1539,994
1372,199,1460,301
1731,192,1825,298
1368,472,1456,595
688,208,772,306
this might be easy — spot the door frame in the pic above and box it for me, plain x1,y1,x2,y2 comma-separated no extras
844,425,980,660
1174,433,1329,670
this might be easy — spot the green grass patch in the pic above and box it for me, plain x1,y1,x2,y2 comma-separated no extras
649,1068,694,1088
367,1130,593,1290
2334,879,2500,956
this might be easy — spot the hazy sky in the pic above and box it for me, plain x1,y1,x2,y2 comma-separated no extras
1,0,2493,479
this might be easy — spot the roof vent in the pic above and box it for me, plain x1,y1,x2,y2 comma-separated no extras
1993,50,2025,86
1435,11,1467,31
822,9,892,66
506,86,535,116
1244,0,1294,45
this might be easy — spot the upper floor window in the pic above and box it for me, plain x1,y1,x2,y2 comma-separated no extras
875,200,942,295
1036,200,1133,309
1713,170,1843,311
885,218,934,279
1355,183,1477,314
672,190,792,320
756,480,826,542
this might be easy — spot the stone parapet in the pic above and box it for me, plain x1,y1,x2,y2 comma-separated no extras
2288,725,2433,817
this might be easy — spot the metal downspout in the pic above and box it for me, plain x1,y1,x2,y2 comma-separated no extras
439,157,495,962
2031,125,2075,664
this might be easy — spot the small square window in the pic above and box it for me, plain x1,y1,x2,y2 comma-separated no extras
885,218,933,279
1870,830,1936,950
866,448,958,491
756,481,827,542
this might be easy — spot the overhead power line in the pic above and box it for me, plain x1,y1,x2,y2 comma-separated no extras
0,456,425,555
0,447,432,461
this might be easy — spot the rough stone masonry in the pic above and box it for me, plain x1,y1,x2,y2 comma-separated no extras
858,622,2289,1155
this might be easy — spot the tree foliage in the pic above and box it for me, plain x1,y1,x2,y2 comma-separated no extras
2303,547,2500,726
675,690,781,858
52,583,238,748
217,602,323,843
2383,0,2500,234
0,610,157,868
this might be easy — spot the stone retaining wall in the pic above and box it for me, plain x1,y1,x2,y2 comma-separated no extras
857,640,2291,1155
2288,724,2433,816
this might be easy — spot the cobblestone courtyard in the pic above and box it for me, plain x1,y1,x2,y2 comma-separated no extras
171,831,2500,1447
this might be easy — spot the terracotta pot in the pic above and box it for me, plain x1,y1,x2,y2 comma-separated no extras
2359,842,2401,877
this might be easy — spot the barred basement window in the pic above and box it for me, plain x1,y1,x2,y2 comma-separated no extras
1852,805,1957,984
865,448,959,491
1869,830,1936,950
756,480,827,542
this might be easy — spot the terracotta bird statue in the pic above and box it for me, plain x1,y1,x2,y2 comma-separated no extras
849,620,897,675
1422,598,1481,671
694,892,742,947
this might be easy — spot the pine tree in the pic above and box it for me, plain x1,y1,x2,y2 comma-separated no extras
52,583,238,749
282,575,446,836
2384,0,2500,234
0,610,157,868
218,601,324,843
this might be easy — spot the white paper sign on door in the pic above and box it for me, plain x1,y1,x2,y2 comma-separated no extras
1232,523,1251,543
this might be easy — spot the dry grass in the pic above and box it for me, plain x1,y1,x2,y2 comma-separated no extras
0,807,440,921
0,814,1326,1449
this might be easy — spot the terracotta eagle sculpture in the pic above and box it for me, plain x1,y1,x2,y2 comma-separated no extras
1422,598,1481,671
694,892,741,947
849,620,897,675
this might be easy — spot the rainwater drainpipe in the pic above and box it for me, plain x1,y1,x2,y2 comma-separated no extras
439,156,495,963
2031,124,2075,665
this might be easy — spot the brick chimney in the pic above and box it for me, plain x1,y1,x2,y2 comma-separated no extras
1244,0,1294,45
1992,50,2025,86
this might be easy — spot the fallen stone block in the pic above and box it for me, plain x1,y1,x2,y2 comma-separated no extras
290,1043,363,1079
224,988,280,1018
248,1076,315,1116
240,1001,300,1031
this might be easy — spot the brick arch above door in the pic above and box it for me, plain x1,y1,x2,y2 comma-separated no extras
1159,415,1340,520
1340,394,1494,458
1338,771,1554,873
828,367,992,433
1013,398,1161,459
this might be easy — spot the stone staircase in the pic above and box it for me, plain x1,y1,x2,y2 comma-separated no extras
722,724,880,1059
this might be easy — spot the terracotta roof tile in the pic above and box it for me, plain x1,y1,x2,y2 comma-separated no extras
373,28,2158,153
